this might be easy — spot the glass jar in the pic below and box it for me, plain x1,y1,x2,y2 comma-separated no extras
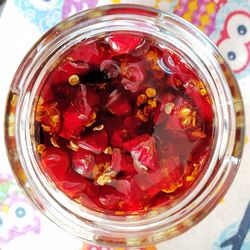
4,4,245,247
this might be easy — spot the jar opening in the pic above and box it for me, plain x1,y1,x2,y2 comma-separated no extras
5,4,244,247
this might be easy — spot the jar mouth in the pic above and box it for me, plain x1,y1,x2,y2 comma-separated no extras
5,4,245,247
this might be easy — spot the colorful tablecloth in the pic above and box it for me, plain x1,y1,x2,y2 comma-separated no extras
0,1,249,249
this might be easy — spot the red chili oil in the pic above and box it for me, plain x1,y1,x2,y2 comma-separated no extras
34,33,214,215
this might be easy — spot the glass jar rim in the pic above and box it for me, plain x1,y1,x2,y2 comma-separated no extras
4,4,245,247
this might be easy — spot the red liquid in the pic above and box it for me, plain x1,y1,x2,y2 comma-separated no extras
35,33,214,215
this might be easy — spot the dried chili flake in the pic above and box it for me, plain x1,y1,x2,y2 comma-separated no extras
35,102,61,134
145,88,157,98
68,74,80,86
146,50,161,70
136,94,148,106
68,140,80,151
185,81,213,122
37,144,46,154
96,171,116,186
186,163,200,182
50,136,60,148
164,102,175,115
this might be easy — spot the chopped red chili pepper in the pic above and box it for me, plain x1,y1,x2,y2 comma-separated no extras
111,148,137,174
77,129,108,154
51,60,89,85
107,34,143,54
69,42,109,65
106,90,132,116
35,33,214,215
60,170,92,199
72,149,95,178
41,147,69,182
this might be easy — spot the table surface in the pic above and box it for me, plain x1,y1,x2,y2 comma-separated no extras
0,1,249,250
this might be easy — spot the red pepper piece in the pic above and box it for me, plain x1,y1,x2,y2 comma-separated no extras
166,73,184,89
71,84,92,115
120,155,137,174
103,117,128,148
153,104,167,126
41,147,69,182
99,194,122,211
165,50,181,65
106,90,132,116
133,157,183,197
79,192,103,211
134,137,159,171
103,117,127,147
111,148,136,174
162,95,194,134
72,149,95,178
39,75,55,102
77,129,108,154
104,176,144,212
69,42,108,65
52,60,89,85
123,116,142,138
94,153,111,166
161,50,178,74
162,50,198,81
133,172,163,198
185,81,213,122
107,34,143,54
123,134,159,171
98,184,127,212
131,40,150,57
86,87,100,111
100,59,120,78
60,170,91,198
111,148,122,172
160,157,184,193
121,78,139,93
121,62,145,93
123,134,151,152
156,92,176,113
52,83,78,101
177,61,199,83
59,107,88,139
99,190,127,212
59,85,94,139
164,112,193,141
110,129,129,148
109,178,132,197
165,114,182,131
